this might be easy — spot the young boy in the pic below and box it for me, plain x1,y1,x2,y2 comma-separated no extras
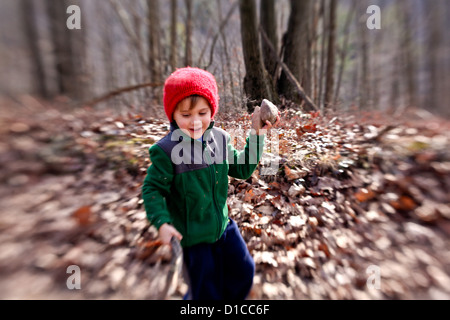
142,67,279,300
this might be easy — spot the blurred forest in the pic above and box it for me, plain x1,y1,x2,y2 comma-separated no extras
0,0,449,300
1,0,449,116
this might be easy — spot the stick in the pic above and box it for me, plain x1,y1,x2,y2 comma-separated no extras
160,236,184,299
82,82,163,107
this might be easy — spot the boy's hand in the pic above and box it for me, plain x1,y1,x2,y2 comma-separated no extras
251,106,281,135
159,223,183,246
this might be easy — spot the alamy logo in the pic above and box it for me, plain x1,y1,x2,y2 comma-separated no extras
366,265,381,289
66,265,81,289
366,5,381,30
168,128,279,175
66,5,81,30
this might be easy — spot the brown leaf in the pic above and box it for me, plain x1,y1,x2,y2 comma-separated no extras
244,188,255,203
390,196,417,211
242,223,262,236
72,206,93,226
355,188,376,202
318,242,331,258
268,181,281,190
136,239,162,260
269,194,286,211
284,165,308,181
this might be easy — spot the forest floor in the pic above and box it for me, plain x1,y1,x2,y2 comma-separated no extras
0,95,449,300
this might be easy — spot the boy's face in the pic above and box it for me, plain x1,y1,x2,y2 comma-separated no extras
173,96,212,140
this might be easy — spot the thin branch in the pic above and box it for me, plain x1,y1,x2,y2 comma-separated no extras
109,0,147,66
82,82,164,107
203,1,238,70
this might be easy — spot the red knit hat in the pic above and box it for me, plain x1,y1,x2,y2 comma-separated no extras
163,67,219,122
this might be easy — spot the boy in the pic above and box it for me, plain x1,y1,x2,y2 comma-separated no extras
142,67,280,300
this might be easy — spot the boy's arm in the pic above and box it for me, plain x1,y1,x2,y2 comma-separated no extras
226,106,280,180
227,131,265,180
142,144,174,230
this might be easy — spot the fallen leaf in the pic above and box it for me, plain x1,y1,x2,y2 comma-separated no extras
288,184,305,198
390,196,417,211
318,242,331,258
355,188,376,202
284,165,308,181
289,215,306,228
244,188,254,202
72,206,93,226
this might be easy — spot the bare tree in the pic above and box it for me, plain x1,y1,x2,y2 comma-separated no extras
185,0,193,66
260,0,278,79
148,0,163,102
311,1,321,104
21,0,49,98
278,0,312,105
317,0,327,110
425,0,442,112
217,0,238,110
109,0,147,67
46,0,88,101
400,0,416,108
334,0,356,107
357,0,369,109
99,1,119,109
324,0,336,109
170,0,178,71
239,0,278,111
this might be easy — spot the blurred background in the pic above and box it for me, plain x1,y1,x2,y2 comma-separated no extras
0,0,449,300
0,0,449,117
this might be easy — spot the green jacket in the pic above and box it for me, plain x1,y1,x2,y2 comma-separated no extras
142,121,265,247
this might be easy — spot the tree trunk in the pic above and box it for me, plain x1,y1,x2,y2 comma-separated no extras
358,1,369,109
100,1,119,110
278,0,312,105
324,0,336,109
390,55,400,110
148,0,162,102
217,0,238,110
148,0,162,84
425,1,441,112
318,0,327,111
46,0,75,97
260,0,278,78
239,0,278,111
334,0,355,106
305,2,313,102
311,1,320,104
21,0,49,98
184,0,193,66
170,0,178,71
398,0,416,108
46,0,88,101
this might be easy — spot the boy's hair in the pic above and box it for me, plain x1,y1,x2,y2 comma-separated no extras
163,67,219,122
178,95,211,111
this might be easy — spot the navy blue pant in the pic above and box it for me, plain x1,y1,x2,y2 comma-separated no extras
182,219,255,300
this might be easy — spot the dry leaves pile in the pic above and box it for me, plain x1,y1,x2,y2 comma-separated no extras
0,97,449,299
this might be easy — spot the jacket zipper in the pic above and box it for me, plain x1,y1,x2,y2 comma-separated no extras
204,142,222,241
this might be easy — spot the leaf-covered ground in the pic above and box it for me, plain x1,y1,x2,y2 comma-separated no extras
0,96,449,299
